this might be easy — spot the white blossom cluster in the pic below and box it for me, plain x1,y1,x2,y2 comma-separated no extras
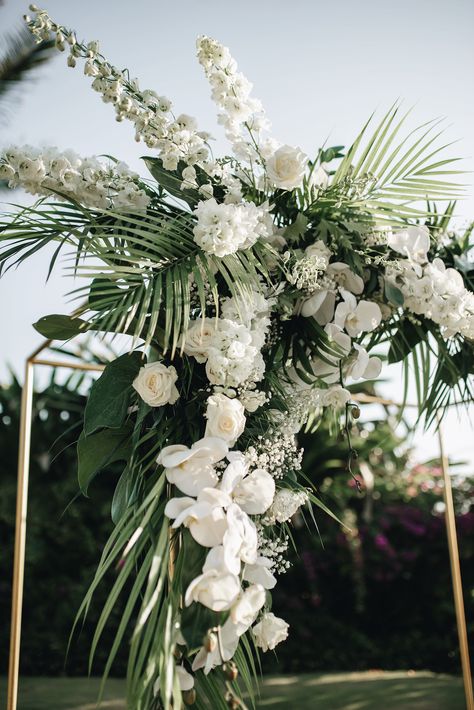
25,7,210,169
196,35,271,161
192,198,273,257
162,441,288,673
182,288,274,388
0,146,150,211
385,226,474,338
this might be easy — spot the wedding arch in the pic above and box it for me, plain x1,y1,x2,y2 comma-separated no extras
2,7,474,709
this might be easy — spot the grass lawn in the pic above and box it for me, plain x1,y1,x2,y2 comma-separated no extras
0,670,465,709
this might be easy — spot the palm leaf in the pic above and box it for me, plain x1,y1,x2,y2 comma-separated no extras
0,199,273,353
0,27,54,117
331,105,464,224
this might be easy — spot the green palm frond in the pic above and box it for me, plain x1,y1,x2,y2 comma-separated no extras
0,199,273,353
331,103,464,223
0,27,54,115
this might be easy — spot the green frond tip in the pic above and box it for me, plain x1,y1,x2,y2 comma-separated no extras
0,27,55,114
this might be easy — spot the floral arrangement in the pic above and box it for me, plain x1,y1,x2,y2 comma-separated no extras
1,6,474,709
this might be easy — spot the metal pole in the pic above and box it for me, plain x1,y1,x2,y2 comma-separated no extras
437,415,474,710
7,358,35,710
6,340,104,710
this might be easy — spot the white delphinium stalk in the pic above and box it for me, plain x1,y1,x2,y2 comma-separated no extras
25,8,210,169
0,146,150,210
196,35,269,162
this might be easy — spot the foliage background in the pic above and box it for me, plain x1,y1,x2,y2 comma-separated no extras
1,374,472,677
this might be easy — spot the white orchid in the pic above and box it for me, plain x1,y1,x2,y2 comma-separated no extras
230,584,266,631
184,568,240,611
158,437,228,497
223,503,258,569
311,323,351,383
327,262,364,294
300,288,336,323
243,556,277,589
220,452,275,514
192,617,240,674
334,290,382,337
164,488,231,547
387,225,430,264
347,344,382,381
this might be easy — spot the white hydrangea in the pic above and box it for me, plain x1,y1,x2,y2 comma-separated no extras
206,318,265,388
193,198,272,257
264,488,308,524
0,146,150,211
385,257,474,338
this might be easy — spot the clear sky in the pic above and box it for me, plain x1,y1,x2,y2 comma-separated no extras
1,0,473,470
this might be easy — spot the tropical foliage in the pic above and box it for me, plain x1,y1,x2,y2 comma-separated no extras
0,6,473,709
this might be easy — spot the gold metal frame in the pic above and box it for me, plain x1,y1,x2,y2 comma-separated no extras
6,342,473,710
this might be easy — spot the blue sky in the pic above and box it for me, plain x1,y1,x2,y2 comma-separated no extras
1,0,473,469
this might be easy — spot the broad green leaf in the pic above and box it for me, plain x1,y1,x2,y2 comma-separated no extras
84,351,143,434
142,157,199,205
384,280,405,307
77,423,133,492
33,313,88,339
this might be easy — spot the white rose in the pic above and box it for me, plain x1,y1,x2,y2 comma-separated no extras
182,317,216,363
266,145,308,191
184,568,241,611
252,612,289,652
158,436,228,497
132,362,179,407
205,393,246,445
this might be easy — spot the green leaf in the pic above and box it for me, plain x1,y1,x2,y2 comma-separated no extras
384,280,405,307
283,212,308,241
33,313,88,339
388,319,425,364
84,351,143,435
77,424,133,492
142,157,199,205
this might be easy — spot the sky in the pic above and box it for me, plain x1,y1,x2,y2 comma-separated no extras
0,0,473,471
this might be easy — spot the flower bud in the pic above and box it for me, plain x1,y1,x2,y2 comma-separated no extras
224,662,238,682
67,32,76,46
351,405,361,420
182,688,196,706
203,631,217,653
67,54,76,68
29,4,39,11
